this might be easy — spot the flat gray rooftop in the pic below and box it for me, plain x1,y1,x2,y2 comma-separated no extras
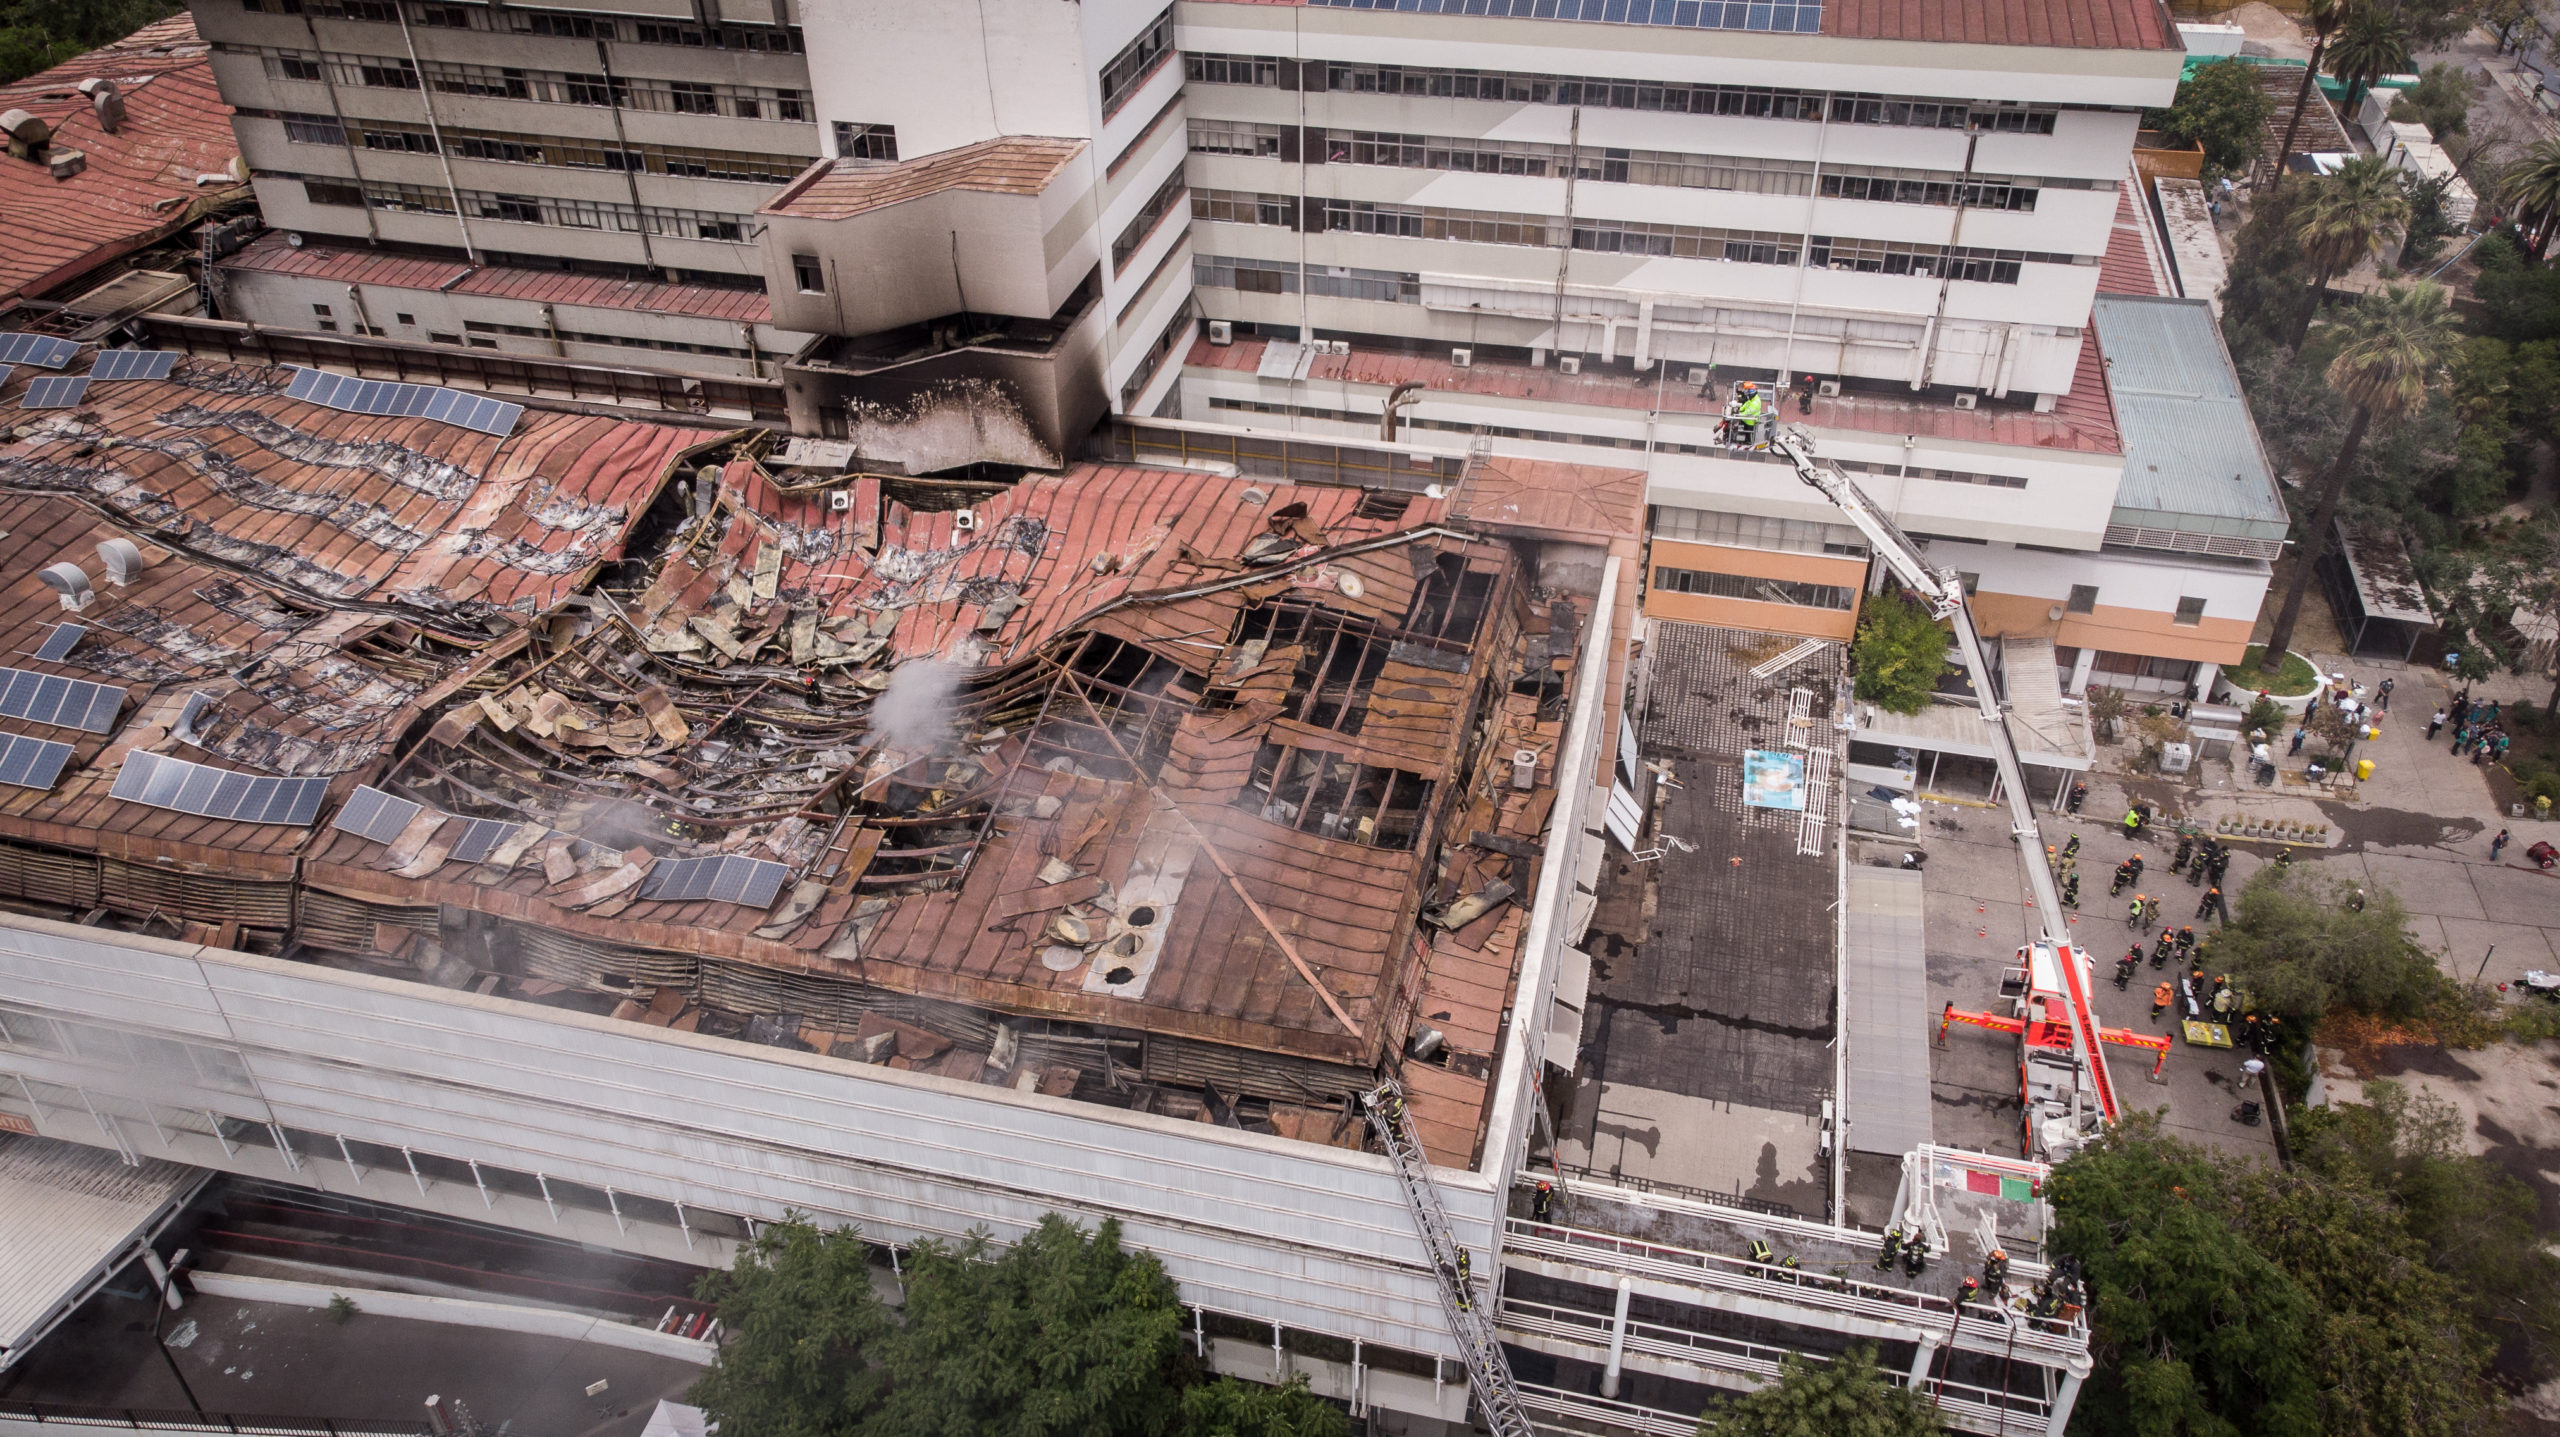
1842,865,1933,1158
2093,293,2288,543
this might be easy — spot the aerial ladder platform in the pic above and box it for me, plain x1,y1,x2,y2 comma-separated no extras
1766,426,2165,1158
1365,1080,1537,1437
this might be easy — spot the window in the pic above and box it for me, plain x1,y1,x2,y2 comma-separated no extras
1187,118,1282,157
1650,506,1866,557
792,254,824,293
1651,567,1853,610
1194,253,1297,295
275,52,325,82
2174,596,2205,627
833,122,897,161
2067,584,2098,614
1098,6,1175,116
1958,571,1981,596
668,81,719,115
1185,52,1282,87
1191,188,1295,228
311,303,333,316
428,331,461,344
302,179,363,208
1111,166,1188,271
280,113,345,145
395,312,416,325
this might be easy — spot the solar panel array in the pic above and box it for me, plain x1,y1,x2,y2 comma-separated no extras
283,367,523,438
31,624,84,663
0,333,78,369
641,854,789,909
20,376,90,409
0,733,74,791
0,365,12,390
0,667,125,734
88,349,178,382
448,816,518,866
111,750,330,826
331,784,425,844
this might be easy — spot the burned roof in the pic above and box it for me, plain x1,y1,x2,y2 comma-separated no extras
762,137,1088,221
0,362,1639,1164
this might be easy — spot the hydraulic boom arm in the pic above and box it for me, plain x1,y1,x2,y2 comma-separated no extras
1769,426,2123,1126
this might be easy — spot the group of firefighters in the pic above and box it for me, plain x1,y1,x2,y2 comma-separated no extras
2045,819,2289,1055
2045,826,2239,928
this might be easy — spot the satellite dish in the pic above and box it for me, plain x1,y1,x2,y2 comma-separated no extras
96,537,146,585
38,562,94,611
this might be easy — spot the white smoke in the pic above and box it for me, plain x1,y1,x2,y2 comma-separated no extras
873,658,962,754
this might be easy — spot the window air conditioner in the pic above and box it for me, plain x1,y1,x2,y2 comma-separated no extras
1817,379,1842,398
1557,356,1582,375
828,490,854,513
1954,393,1980,410
1450,347,1473,368
953,509,979,532
1207,320,1233,346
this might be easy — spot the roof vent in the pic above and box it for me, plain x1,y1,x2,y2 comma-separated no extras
48,149,84,180
96,538,148,585
91,87,124,134
38,562,94,611
1,109,49,161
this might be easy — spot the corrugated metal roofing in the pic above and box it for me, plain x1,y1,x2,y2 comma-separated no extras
0,1133,203,1360
2090,294,2287,528
765,138,1087,221
1841,865,1931,1157
220,234,779,326
0,15,244,308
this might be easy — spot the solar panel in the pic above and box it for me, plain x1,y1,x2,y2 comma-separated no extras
447,816,517,866
331,784,426,844
87,349,178,382
0,365,12,390
641,854,788,909
0,733,74,791
0,666,125,734
20,375,90,409
110,750,329,826
32,624,84,663
0,333,78,369
283,367,522,438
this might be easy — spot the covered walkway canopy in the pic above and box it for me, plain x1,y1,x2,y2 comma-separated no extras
0,1134,207,1370
1853,637,2095,808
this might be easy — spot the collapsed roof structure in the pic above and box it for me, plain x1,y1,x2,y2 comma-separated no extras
0,349,1640,1165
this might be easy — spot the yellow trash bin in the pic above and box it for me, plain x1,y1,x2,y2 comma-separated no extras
2356,758,2375,781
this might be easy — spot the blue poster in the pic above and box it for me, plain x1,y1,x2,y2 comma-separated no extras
1742,749,1807,811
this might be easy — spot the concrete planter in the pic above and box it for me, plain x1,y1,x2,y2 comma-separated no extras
2214,655,2327,717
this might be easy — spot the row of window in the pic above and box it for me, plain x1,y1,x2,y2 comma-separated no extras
460,319,753,358
245,47,813,120
1190,197,2065,280
1652,566,1856,610
1183,52,2064,133
1098,6,1175,116
274,112,807,185
1192,257,1419,304
1231,123,2058,211
291,174,752,242
238,0,806,52
1112,167,1189,273
1651,506,1868,557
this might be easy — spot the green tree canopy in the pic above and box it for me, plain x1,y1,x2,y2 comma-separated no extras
2047,1124,2323,1437
2388,61,2475,138
2205,865,2447,1027
0,0,173,82
2144,59,2273,176
1694,1344,1937,1437
689,1217,893,1437
1177,1378,1350,1437
868,1215,1192,1437
2325,6,2412,112
1849,589,1951,717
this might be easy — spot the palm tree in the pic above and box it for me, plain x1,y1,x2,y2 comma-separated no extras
2325,6,2411,115
2289,155,2411,349
2270,0,2346,189
2257,283,2461,675
2502,138,2560,261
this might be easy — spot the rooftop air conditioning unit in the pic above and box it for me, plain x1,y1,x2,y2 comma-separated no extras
953,509,979,532
1450,347,1473,368
828,490,854,513
1954,392,1980,410
1557,356,1582,376
1207,319,1233,346
1817,379,1842,398
38,562,93,611
96,537,148,585
1326,339,1350,356
1687,368,1713,386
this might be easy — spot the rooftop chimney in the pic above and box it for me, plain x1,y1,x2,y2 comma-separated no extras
1,109,49,161
81,79,124,135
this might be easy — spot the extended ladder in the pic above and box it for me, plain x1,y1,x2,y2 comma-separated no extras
1365,1081,1537,1437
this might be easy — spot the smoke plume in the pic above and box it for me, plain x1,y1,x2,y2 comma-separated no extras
873,658,962,754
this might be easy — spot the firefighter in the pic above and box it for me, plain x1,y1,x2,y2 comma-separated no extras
2151,931,2175,967
2174,925,2197,960
2111,859,2134,896
1901,1232,1931,1278
1750,1238,1774,1270
1532,1180,1554,1222
2199,886,2221,921
1984,1249,2009,1288
1876,1226,1904,1271
2143,894,2161,928
2171,833,2194,873
2061,871,2080,908
2068,781,2087,814
2115,948,2140,988
2127,853,2146,886
2061,833,2081,861
2123,807,2143,838
2151,980,2173,1021
1779,1255,1801,1283
2127,893,2148,930
1959,1276,1982,1306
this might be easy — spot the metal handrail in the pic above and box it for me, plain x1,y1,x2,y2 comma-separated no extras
0,1400,431,1436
